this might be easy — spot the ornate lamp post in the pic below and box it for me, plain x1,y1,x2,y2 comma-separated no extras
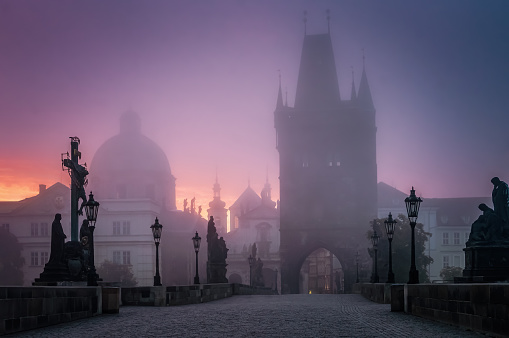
150,218,163,286
355,251,360,283
405,187,422,284
248,255,255,286
192,231,201,284
84,192,100,286
384,212,397,283
371,229,380,283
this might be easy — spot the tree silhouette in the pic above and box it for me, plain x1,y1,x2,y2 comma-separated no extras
96,260,137,287
0,227,24,285
440,266,463,281
367,214,433,283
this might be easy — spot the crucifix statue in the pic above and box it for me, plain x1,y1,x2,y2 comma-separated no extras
62,137,89,241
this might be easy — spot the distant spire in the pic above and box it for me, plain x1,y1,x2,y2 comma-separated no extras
303,10,307,35
285,87,288,107
276,70,283,109
350,66,357,100
358,49,375,111
326,9,330,34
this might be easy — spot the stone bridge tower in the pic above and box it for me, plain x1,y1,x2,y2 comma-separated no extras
275,27,377,294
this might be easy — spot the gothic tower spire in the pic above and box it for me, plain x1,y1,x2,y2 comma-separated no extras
276,70,284,109
357,50,374,111
350,67,357,101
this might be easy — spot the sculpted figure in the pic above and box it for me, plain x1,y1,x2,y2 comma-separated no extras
48,214,67,265
491,177,509,225
63,158,89,215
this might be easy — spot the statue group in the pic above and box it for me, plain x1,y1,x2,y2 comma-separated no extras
206,216,229,283
460,177,509,282
467,177,509,244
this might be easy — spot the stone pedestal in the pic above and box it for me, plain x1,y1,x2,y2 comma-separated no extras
457,244,509,282
207,262,228,283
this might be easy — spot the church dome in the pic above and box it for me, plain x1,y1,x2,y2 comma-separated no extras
89,111,176,210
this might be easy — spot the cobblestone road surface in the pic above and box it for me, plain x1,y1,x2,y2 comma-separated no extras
9,294,487,338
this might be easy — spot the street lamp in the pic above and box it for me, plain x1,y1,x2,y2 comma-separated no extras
84,192,100,286
405,187,422,284
192,231,201,284
248,255,255,286
355,251,360,283
371,229,380,283
150,218,163,286
384,212,397,283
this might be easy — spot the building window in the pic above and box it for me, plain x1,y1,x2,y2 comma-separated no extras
31,252,39,266
1,223,9,232
40,223,49,237
302,153,309,167
453,232,460,245
113,222,121,235
334,153,341,167
454,255,460,267
31,223,38,237
41,252,49,265
443,256,449,268
442,232,449,245
123,251,131,265
113,251,121,264
122,221,130,235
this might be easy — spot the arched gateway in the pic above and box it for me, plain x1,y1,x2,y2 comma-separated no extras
274,21,378,294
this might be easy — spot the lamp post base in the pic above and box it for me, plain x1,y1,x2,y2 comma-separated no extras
194,276,200,284
387,271,395,284
87,267,99,286
408,269,419,284
154,275,161,286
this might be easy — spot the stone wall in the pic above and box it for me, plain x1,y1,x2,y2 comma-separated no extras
394,283,509,337
0,286,102,336
121,283,278,307
360,283,392,304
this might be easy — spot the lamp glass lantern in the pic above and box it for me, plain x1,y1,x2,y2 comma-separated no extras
405,187,422,224
151,218,163,244
85,192,100,226
192,232,201,253
371,230,379,248
384,212,397,240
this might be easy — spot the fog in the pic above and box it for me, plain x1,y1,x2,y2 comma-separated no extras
1,0,509,206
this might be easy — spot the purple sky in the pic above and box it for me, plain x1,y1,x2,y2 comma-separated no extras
1,0,509,208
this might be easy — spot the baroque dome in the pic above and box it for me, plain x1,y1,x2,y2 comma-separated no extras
89,111,176,210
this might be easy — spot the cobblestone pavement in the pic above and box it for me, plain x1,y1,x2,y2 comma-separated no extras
10,294,488,338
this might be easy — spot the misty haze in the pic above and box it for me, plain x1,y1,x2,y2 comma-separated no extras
1,1,508,337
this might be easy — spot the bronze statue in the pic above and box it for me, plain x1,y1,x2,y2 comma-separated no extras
48,214,66,265
491,177,509,225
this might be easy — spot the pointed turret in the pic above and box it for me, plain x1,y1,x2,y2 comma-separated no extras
350,68,357,101
276,72,284,109
357,55,374,111
261,171,276,208
207,173,227,235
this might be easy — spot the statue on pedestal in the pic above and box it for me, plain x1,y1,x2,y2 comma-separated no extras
206,216,229,283
460,177,509,283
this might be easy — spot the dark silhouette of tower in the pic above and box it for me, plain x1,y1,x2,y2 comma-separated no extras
275,24,377,294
